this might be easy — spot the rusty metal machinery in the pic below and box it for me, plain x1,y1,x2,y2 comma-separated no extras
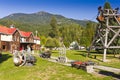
13,50,36,66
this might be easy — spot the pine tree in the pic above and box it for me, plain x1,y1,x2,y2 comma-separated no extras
103,2,111,9
49,16,58,38
80,22,96,48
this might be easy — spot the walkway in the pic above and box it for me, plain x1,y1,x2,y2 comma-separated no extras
48,56,71,66
49,56,120,74
47,56,120,79
94,65,120,74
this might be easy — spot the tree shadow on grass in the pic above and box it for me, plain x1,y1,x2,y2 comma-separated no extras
76,50,98,54
74,52,103,62
0,54,12,63
99,71,120,79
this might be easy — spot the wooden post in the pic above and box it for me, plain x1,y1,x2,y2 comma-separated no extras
103,16,109,62
103,29,108,62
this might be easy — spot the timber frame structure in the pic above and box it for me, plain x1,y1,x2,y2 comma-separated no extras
91,8,120,62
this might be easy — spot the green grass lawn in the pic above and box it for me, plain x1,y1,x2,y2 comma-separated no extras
52,50,120,69
0,51,116,80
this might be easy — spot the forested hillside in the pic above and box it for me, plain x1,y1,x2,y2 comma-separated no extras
0,11,93,35
2,11,90,26
0,11,97,47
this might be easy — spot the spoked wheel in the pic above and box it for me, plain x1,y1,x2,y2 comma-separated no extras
19,52,26,67
13,51,26,67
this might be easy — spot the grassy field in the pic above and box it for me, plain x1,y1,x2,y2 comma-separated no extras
52,50,120,69
0,51,117,80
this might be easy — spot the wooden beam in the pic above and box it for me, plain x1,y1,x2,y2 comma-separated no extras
107,27,120,36
114,16,120,25
103,15,110,62
92,46,104,49
107,29,120,47
98,31,105,46
109,26,120,28
103,14,120,16
109,46,120,48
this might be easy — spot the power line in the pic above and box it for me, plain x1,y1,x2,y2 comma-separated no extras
90,14,98,21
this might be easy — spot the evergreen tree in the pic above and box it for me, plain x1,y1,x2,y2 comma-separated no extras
49,16,58,38
59,23,82,47
80,22,96,48
103,2,111,9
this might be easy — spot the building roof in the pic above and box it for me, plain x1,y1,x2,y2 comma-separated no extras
19,31,33,37
0,25,16,35
34,36,40,40
0,25,40,40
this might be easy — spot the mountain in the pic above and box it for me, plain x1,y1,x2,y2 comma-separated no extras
0,11,94,35
1,11,91,26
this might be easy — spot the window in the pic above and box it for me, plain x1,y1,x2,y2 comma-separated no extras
2,45,5,49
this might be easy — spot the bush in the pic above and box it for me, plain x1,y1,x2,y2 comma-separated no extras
45,38,60,48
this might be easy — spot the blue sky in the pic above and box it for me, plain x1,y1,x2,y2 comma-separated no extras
0,0,120,21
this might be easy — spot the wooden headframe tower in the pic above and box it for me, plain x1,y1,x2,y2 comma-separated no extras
91,7,120,62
